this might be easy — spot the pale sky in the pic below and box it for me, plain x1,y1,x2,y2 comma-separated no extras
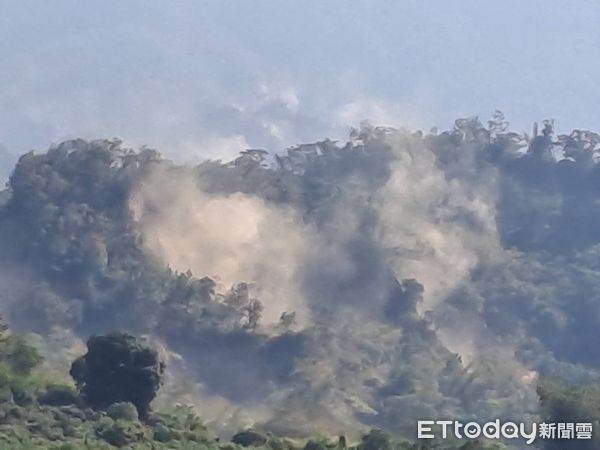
2,0,600,179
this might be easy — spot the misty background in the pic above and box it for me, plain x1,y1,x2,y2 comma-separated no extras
2,2,600,448
2,0,600,179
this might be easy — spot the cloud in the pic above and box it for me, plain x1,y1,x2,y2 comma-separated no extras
0,144,19,185
177,135,251,164
335,96,435,133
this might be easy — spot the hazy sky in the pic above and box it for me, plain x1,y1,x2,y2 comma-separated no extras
2,0,600,179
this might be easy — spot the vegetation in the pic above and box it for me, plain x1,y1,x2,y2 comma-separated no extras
537,379,600,449
3,117,600,447
70,333,164,420
0,323,513,449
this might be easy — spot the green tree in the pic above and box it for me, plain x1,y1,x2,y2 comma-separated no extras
70,332,164,419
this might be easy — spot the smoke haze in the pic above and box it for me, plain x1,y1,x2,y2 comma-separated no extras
1,117,600,442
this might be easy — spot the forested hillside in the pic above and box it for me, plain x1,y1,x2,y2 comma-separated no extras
1,114,600,448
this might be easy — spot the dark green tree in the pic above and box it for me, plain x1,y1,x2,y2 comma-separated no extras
70,332,164,419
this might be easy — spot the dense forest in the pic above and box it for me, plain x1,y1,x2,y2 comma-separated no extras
1,113,600,448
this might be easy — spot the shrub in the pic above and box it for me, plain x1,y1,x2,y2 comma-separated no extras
70,332,164,419
107,402,139,421
231,429,268,447
39,384,80,406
